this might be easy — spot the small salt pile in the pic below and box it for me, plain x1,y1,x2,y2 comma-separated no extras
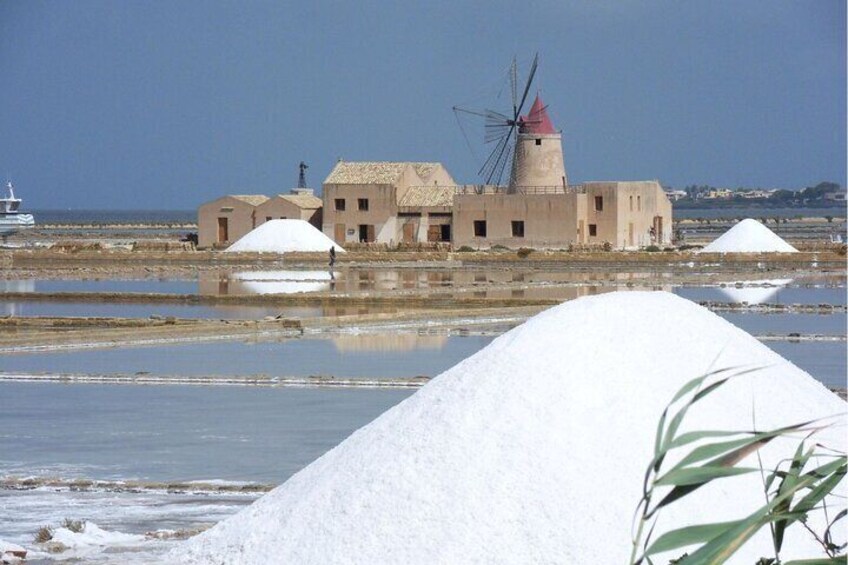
225,220,344,253
174,292,844,564
701,218,798,253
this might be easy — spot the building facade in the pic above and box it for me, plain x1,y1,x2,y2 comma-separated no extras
197,195,269,249
197,190,322,249
321,161,456,245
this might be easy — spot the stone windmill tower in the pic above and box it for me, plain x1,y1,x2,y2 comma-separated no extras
508,94,568,191
453,53,568,192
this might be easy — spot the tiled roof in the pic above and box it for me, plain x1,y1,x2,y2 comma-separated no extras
397,185,454,208
229,195,270,206
324,161,441,185
277,193,323,208
411,163,440,180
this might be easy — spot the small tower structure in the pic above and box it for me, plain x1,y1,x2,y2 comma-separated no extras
508,94,567,192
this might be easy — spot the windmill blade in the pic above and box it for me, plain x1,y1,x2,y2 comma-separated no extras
453,107,481,166
492,140,515,186
453,105,494,120
483,122,517,185
510,57,518,118
514,53,539,120
484,124,511,145
478,129,511,182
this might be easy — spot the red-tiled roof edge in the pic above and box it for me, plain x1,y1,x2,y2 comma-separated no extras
518,94,556,135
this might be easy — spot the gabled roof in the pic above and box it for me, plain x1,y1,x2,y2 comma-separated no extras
410,163,440,181
229,195,270,206
276,193,323,209
324,161,440,185
397,186,454,208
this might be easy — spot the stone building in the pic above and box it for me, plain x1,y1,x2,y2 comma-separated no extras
255,189,322,228
451,94,672,249
321,161,456,245
197,189,322,249
197,194,269,249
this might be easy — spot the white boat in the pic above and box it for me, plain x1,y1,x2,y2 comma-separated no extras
0,181,35,236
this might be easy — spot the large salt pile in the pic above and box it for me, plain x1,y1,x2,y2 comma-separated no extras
175,292,844,564
700,218,798,253
225,220,344,253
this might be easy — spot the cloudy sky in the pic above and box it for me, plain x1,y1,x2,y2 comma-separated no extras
1,0,845,209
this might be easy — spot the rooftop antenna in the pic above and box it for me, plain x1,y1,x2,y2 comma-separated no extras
453,53,539,186
298,161,309,188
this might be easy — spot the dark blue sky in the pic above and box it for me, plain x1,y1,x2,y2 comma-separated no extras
1,0,845,210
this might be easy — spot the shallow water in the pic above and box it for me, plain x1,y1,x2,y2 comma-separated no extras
0,301,407,319
0,383,411,483
0,335,493,377
1,333,843,385
717,312,846,335
0,383,411,559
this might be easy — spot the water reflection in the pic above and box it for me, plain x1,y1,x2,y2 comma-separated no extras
0,280,35,316
231,271,333,295
717,279,793,305
331,334,448,352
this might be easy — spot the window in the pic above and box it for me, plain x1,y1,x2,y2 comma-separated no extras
589,224,598,237
334,198,346,211
511,220,525,238
266,216,272,222
629,196,633,212
594,196,604,212
637,195,642,211
473,220,487,237
358,198,369,211
535,138,542,146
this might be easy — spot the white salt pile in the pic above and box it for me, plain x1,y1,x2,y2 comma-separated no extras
0,540,26,563
225,220,344,254
701,218,798,253
174,292,845,564
48,522,144,551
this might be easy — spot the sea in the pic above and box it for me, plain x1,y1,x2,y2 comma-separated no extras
30,210,195,225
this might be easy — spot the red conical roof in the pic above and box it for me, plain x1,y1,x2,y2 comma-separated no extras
518,94,556,134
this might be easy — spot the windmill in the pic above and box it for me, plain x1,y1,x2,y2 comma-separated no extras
453,54,540,187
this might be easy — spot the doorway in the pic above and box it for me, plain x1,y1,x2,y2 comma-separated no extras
359,224,375,243
334,223,346,243
217,217,228,243
402,222,416,243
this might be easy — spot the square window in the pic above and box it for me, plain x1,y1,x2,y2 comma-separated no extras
334,198,346,211
594,196,603,212
535,138,542,146
473,220,487,237
511,220,525,238
358,198,369,211
589,224,598,237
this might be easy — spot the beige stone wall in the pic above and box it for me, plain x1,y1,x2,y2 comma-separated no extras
256,198,321,228
453,193,580,248
509,133,567,189
322,184,398,244
583,181,673,249
197,197,260,249
419,164,456,187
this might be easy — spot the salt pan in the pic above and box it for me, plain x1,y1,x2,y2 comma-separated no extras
175,292,844,564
